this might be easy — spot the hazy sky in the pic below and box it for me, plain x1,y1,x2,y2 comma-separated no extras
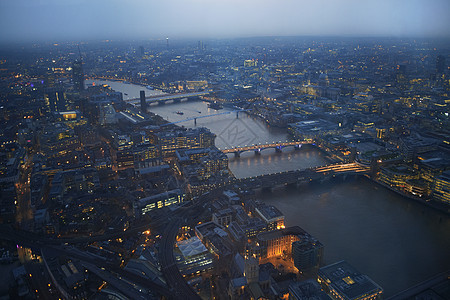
1,0,449,43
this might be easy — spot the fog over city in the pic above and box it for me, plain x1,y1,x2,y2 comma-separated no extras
1,0,450,43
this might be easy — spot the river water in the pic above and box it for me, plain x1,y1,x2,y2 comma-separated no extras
89,79,450,297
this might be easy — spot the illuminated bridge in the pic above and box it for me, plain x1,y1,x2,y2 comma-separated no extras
221,141,303,157
235,163,370,190
125,91,210,106
314,162,370,174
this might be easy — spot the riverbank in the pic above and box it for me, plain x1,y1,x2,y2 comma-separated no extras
371,178,450,215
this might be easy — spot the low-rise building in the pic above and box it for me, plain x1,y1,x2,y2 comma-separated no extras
318,261,383,300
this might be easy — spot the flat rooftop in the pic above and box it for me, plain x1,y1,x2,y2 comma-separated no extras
319,260,383,300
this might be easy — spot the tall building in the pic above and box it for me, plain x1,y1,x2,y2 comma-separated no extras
292,238,324,273
44,88,68,112
396,64,407,88
198,40,204,51
436,55,446,74
140,90,147,113
72,59,84,92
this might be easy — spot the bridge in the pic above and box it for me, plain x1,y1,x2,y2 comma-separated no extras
125,91,210,106
162,108,251,126
221,141,303,157
235,163,370,190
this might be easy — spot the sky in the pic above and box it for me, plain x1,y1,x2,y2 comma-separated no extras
0,0,449,43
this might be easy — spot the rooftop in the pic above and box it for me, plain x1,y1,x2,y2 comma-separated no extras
319,261,383,300
176,236,208,258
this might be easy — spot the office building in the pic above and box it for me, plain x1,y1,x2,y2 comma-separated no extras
292,238,324,273
254,203,285,231
133,189,185,216
72,59,84,92
44,88,69,112
433,170,450,204
318,261,383,300
154,128,216,157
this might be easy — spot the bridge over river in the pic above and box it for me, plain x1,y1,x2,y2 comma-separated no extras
221,141,303,157
232,162,370,190
125,91,210,106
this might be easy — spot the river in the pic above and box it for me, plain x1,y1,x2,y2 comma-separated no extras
89,79,450,297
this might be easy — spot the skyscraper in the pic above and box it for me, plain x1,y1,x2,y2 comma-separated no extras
72,59,84,92
140,90,147,113
436,55,446,74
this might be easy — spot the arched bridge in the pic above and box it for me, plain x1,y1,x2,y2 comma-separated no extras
220,141,303,157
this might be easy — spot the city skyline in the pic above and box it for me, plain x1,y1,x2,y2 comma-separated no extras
1,0,450,43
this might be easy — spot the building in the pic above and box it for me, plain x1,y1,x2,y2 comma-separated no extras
244,59,258,67
436,55,446,74
212,208,234,227
44,87,69,112
252,226,303,260
289,280,331,300
379,165,419,191
140,90,147,113
254,203,285,231
72,59,84,92
175,236,214,275
292,237,324,273
154,128,216,157
433,170,450,204
318,261,383,300
133,189,185,216
399,135,438,162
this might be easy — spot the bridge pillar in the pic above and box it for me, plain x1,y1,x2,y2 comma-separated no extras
255,149,261,155
294,144,302,150
194,118,197,126
275,146,282,153
158,100,164,105
236,111,239,118
234,152,240,158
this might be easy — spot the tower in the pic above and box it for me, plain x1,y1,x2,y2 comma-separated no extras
140,90,147,113
73,45,84,92
436,55,446,74
72,60,84,92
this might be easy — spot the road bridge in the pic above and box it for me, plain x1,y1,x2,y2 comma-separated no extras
235,163,370,190
162,108,250,126
221,141,303,157
125,91,210,106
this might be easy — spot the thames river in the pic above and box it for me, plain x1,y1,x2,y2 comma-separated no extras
88,80,450,297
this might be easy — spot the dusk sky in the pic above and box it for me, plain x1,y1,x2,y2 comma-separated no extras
1,0,449,43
